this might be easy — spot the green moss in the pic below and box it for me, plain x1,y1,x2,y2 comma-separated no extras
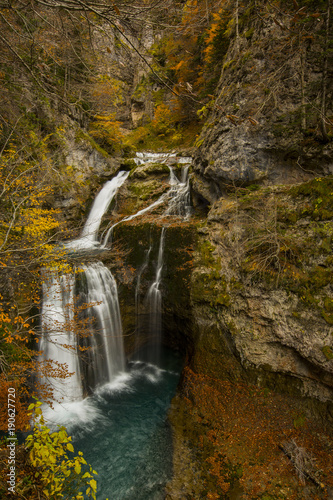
324,297,333,312
198,240,220,269
0,328,30,364
227,321,239,335
307,266,331,290
192,270,230,308
290,177,333,221
321,310,333,325
128,162,170,181
120,159,137,171
152,88,166,105
244,27,254,39
319,237,332,253
240,51,252,65
322,346,333,360
127,180,168,201
223,59,235,71
124,121,200,152
132,75,149,101
75,129,109,158
293,413,306,429
215,292,231,307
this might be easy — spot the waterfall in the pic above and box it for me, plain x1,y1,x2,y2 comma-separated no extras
103,156,192,246
102,196,167,247
103,153,192,362
40,270,83,402
41,262,126,399
78,263,125,392
144,228,166,364
165,165,192,219
40,153,192,406
81,171,129,243
134,242,152,352
134,152,177,165
40,171,128,404
65,170,129,250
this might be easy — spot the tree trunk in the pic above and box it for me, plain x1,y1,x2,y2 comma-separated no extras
300,42,306,132
235,0,240,54
321,0,331,142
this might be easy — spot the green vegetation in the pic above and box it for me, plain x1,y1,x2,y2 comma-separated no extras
123,120,200,152
322,346,333,360
290,177,333,221
191,239,233,308
26,401,98,499
75,129,109,158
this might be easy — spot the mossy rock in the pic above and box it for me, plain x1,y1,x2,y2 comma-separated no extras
75,129,109,158
127,179,169,202
321,310,333,325
290,176,333,221
324,297,333,312
120,158,137,171
322,346,333,360
191,269,230,307
197,239,221,269
129,162,170,180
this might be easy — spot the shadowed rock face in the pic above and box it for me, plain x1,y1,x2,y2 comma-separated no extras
192,12,333,205
105,154,333,424
188,177,333,425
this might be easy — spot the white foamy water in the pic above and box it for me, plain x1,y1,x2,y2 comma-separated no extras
64,170,129,251
42,398,105,432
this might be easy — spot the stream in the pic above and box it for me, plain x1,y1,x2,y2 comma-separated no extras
44,348,182,499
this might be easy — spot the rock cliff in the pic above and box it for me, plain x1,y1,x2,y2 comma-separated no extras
193,2,333,204
186,0,333,417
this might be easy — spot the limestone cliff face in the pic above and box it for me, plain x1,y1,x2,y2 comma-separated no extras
189,179,333,421
50,125,121,228
186,1,333,419
193,5,333,206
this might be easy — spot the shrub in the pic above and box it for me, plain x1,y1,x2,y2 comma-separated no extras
26,401,98,500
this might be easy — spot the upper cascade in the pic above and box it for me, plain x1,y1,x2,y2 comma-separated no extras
165,164,192,219
64,170,129,251
81,171,129,243
102,152,193,245
134,151,192,166
63,152,192,252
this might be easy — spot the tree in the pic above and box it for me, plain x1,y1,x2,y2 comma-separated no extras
321,0,332,141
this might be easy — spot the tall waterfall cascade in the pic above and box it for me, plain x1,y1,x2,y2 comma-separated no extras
40,270,83,403
40,152,192,407
145,227,166,364
79,263,126,390
40,172,129,403
129,152,192,362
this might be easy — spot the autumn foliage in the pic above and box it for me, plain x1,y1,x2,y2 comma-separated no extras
178,367,333,499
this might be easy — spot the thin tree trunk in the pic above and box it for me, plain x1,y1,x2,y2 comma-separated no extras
235,0,240,54
321,0,330,142
300,42,306,132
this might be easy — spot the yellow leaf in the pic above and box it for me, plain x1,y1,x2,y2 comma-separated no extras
67,443,74,452
74,460,81,475
89,478,97,492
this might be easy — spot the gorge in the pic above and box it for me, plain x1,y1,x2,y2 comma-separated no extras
38,153,193,498
0,0,332,499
